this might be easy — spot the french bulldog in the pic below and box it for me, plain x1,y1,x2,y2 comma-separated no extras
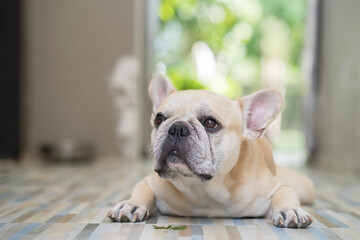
108,73,315,228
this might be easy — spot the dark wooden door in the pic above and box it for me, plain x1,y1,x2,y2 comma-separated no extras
0,0,21,159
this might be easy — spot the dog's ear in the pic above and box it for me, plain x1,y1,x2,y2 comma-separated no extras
238,89,283,140
148,73,176,112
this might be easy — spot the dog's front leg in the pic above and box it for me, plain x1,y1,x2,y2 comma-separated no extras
270,185,313,228
107,179,156,222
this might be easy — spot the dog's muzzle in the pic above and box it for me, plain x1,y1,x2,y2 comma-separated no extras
154,121,214,181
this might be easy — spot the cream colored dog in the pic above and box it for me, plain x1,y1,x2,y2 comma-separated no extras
108,73,315,228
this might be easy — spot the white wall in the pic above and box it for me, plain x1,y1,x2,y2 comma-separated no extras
314,0,360,173
23,0,135,157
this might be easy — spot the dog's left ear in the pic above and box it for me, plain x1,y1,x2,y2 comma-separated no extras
148,73,176,112
238,89,283,140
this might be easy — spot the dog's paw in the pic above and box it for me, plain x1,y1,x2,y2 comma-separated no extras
107,201,150,222
272,206,313,228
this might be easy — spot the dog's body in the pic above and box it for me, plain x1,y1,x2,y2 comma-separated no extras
108,74,315,228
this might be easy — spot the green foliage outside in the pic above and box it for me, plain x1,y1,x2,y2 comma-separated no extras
155,0,307,152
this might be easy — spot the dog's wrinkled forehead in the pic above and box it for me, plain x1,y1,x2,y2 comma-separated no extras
157,90,240,126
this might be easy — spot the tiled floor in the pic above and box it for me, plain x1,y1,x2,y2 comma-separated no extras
0,158,360,239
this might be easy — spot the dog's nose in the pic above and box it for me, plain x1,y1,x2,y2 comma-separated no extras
168,123,190,140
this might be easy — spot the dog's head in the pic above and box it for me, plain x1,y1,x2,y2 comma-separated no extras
148,73,282,182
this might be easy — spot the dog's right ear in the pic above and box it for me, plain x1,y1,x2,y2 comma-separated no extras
148,73,176,112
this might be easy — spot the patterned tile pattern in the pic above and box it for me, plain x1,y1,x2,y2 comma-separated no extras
0,159,360,239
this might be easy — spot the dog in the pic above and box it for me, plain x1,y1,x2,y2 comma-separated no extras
108,73,315,228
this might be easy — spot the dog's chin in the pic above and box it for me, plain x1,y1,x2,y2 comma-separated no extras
155,153,214,182
166,155,194,177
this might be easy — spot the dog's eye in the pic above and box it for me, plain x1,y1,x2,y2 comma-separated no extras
204,118,218,129
154,114,165,127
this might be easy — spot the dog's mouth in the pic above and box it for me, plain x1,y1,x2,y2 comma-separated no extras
155,148,213,181
165,149,193,175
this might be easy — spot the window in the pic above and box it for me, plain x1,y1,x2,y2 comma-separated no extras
152,0,308,166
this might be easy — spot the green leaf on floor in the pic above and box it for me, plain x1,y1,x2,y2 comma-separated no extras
152,225,187,230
